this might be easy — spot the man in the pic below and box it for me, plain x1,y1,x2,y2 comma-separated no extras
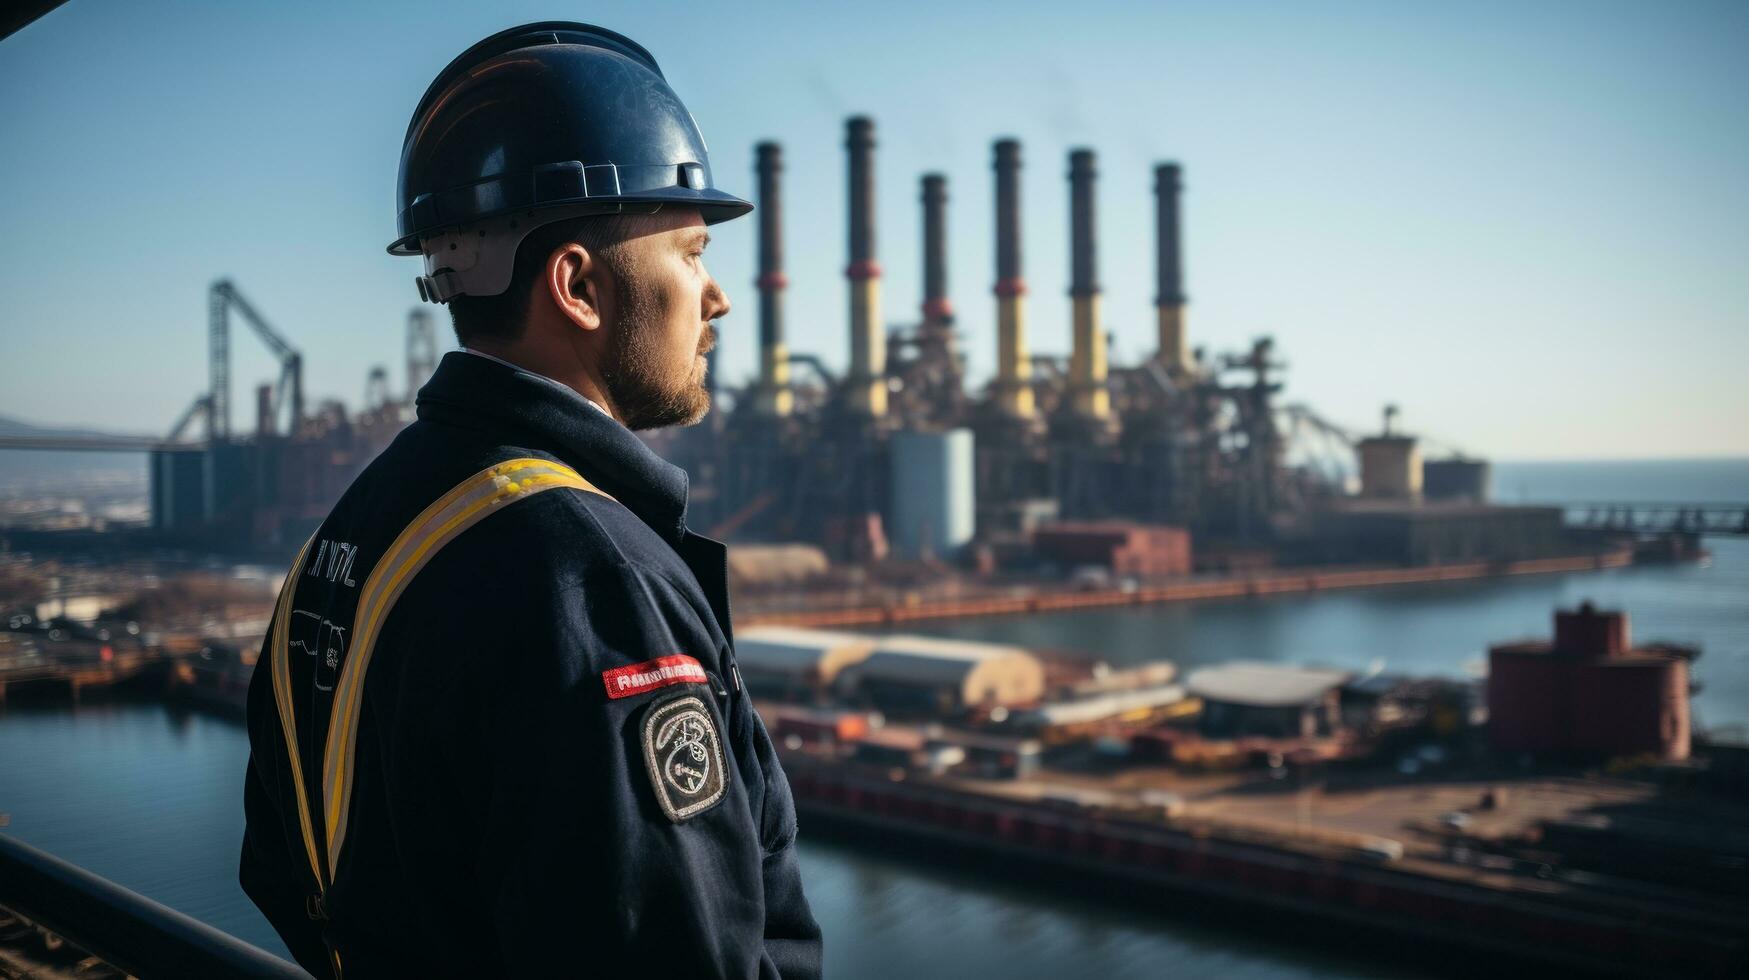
240,22,821,978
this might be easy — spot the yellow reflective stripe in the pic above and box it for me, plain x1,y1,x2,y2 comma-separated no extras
320,458,612,878
320,459,579,814
268,534,326,890
323,463,603,872
318,458,569,800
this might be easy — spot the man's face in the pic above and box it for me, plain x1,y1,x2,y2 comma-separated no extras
600,209,729,431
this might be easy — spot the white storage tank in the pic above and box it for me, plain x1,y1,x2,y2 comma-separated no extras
889,428,975,560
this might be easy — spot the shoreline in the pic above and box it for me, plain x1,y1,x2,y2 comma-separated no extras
743,549,1637,628
783,757,1746,979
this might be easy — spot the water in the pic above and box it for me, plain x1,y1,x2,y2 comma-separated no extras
871,537,1749,733
2,458,1745,977
0,705,1398,978
1490,457,1749,506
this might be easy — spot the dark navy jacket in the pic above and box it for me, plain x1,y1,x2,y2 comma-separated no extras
241,351,821,978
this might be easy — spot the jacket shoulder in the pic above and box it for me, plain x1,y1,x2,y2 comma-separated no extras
454,476,669,575
339,425,652,563
387,486,710,670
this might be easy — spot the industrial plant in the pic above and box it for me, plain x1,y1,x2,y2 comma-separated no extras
127,114,1638,586
664,119,1548,576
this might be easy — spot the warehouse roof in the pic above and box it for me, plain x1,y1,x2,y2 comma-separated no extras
853,634,1041,685
735,626,876,676
1186,663,1351,707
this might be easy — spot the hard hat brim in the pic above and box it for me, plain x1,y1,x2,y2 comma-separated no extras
388,182,752,256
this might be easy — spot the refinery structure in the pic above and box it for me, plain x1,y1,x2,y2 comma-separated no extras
134,116,1598,574
145,288,436,553
666,121,1516,572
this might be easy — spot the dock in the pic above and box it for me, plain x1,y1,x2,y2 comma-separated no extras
743,549,1634,628
783,755,1748,978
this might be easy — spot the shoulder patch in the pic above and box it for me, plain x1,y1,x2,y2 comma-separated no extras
603,654,709,700
641,694,727,822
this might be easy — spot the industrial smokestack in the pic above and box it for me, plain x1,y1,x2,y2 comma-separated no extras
256,383,274,439
920,173,951,326
845,116,886,417
406,309,436,404
754,141,792,416
1154,163,1189,373
992,139,1034,418
1067,148,1109,420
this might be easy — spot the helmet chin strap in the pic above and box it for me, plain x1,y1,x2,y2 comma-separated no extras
415,202,662,304
415,217,520,304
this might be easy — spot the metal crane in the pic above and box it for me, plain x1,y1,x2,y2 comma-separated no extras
208,280,303,441
164,395,211,444
1279,402,1358,491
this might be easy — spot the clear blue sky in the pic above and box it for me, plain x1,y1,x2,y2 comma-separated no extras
2,0,1744,459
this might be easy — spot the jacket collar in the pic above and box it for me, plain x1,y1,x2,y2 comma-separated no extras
415,351,690,546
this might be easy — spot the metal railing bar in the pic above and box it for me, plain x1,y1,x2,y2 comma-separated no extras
0,832,310,979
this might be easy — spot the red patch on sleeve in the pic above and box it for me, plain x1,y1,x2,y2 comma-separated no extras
602,654,709,700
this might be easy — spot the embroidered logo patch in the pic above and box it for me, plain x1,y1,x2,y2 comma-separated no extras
641,695,727,822
602,654,708,700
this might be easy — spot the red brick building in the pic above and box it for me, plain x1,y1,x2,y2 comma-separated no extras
1033,521,1192,578
1488,603,1694,761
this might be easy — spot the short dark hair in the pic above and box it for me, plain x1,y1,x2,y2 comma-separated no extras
446,213,632,346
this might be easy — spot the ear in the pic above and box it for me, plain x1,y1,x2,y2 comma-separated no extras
545,242,607,332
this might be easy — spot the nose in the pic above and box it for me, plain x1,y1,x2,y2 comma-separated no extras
703,275,730,324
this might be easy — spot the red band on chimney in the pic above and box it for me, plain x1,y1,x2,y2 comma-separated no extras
845,260,883,281
756,272,789,291
993,278,1028,298
922,298,954,319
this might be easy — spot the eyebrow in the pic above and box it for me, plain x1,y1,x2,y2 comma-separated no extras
685,232,711,250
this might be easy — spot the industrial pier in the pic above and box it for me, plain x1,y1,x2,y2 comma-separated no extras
738,606,1745,978
738,550,1636,629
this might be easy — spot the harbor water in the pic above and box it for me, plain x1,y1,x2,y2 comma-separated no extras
1,459,1744,977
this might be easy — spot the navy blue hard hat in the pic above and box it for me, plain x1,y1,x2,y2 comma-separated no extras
389,21,752,263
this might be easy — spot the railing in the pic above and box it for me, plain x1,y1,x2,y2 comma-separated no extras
1562,502,1749,536
0,832,310,979
0,434,168,452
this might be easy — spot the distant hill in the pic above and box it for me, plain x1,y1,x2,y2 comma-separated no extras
0,414,157,441
0,414,155,489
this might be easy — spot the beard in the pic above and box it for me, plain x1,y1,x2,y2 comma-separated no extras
600,273,714,432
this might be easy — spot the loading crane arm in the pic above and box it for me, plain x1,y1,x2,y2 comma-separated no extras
1278,403,1355,445
785,352,839,388
1277,402,1360,491
210,280,304,435
164,395,211,444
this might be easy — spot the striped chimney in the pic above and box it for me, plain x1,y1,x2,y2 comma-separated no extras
754,142,792,416
992,139,1034,418
1068,148,1109,420
845,116,886,417
1154,163,1189,373
921,173,952,327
